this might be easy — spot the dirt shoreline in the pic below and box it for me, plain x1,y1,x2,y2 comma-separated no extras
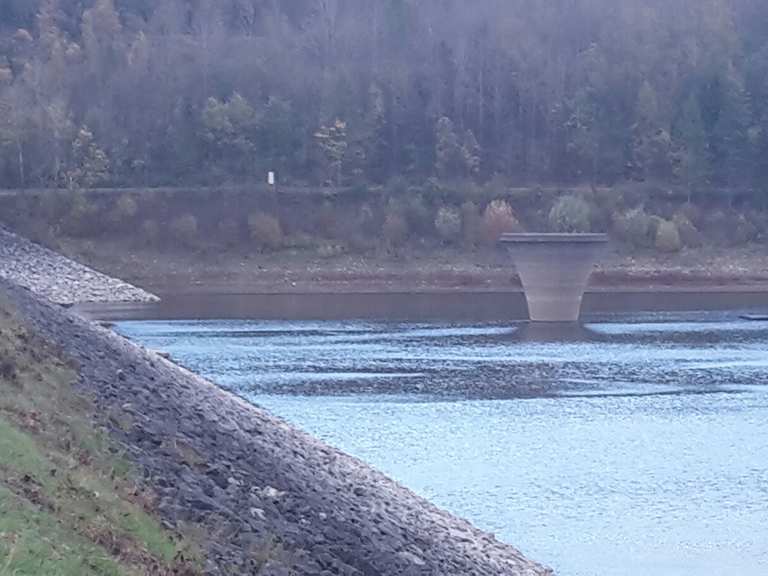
51,239,768,298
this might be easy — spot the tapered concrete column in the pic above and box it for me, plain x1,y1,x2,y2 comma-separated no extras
500,233,608,322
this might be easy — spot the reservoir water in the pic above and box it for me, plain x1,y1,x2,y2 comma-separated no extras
118,312,768,576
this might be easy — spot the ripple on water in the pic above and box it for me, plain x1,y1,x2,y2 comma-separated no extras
119,315,768,576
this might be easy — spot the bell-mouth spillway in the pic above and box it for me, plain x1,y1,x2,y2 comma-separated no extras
500,233,609,322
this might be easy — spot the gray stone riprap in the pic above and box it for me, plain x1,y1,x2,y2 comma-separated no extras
0,226,157,304
2,278,552,576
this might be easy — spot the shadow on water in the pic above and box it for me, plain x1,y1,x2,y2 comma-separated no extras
513,321,604,342
76,290,768,322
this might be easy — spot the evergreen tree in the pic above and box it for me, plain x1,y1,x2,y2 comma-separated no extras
712,66,753,187
435,116,461,180
632,81,672,180
677,93,711,198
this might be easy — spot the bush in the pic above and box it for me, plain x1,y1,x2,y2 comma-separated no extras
678,202,703,227
672,213,703,248
434,206,462,243
700,210,757,247
62,191,100,237
169,214,198,248
548,195,592,233
745,210,768,241
404,194,433,236
358,203,375,229
481,199,522,245
461,201,481,248
110,194,139,223
729,214,758,246
382,207,409,247
317,243,345,258
314,201,337,237
248,212,283,250
217,217,241,247
141,219,160,246
613,207,654,249
655,220,682,253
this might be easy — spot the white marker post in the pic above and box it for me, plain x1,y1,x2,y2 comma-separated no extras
267,171,276,186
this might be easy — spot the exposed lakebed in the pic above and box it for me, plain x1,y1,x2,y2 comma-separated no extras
119,312,768,576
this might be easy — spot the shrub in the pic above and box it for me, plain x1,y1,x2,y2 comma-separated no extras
678,202,702,227
314,201,337,237
481,199,522,245
461,201,481,248
217,217,241,247
111,194,139,222
141,219,160,246
404,194,433,236
248,212,283,250
106,194,139,234
170,214,198,248
700,210,757,247
729,214,758,246
613,207,654,249
382,207,409,247
655,220,682,253
672,213,703,248
358,203,375,229
62,191,100,237
434,206,462,243
317,243,345,258
745,210,768,241
548,195,592,233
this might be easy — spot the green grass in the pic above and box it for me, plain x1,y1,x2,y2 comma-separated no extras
0,296,201,575
0,485,123,576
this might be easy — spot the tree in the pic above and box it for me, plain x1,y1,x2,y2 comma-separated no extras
435,116,461,180
0,0,765,190
0,95,27,187
676,93,711,199
711,66,753,187
200,92,258,180
314,119,348,187
631,81,673,180
461,129,482,179
65,125,110,189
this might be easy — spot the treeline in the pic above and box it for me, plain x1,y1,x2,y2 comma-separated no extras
0,0,767,192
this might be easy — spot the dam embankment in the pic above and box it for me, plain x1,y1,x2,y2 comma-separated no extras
0,225,157,305
0,277,552,576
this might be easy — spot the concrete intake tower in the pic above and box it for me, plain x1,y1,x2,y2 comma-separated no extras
500,233,608,322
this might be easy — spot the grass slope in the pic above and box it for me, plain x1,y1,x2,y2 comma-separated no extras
0,296,200,576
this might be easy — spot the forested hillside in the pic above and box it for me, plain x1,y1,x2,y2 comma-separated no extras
0,0,767,192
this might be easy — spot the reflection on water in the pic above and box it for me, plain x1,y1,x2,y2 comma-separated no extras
118,313,768,576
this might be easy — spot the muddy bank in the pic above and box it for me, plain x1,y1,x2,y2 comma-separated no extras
1,278,551,576
0,226,157,304
48,238,768,297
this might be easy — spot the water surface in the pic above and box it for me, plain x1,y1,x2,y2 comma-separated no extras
119,313,768,576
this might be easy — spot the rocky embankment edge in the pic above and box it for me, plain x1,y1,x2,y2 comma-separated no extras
2,278,553,576
0,226,157,304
